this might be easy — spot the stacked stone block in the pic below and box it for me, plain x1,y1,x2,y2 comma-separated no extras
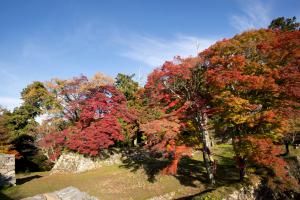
51,152,122,174
0,154,16,187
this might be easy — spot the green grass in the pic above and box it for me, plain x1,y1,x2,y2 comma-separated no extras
212,143,235,165
1,164,204,199
178,175,260,200
1,144,241,200
289,146,300,157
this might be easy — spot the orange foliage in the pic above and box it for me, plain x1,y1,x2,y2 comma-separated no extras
140,118,192,175
201,29,300,189
243,136,299,190
161,145,192,175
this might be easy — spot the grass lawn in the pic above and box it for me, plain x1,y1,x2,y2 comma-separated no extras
289,146,300,157
1,144,240,200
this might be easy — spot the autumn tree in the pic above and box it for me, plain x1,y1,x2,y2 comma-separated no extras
144,57,216,184
44,73,114,124
201,29,300,190
39,75,136,160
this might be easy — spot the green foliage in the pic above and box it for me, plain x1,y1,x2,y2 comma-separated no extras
0,105,52,172
21,81,58,116
7,106,39,136
0,81,59,172
3,81,58,137
12,134,53,172
115,73,139,102
0,107,14,153
269,16,300,31
118,118,139,147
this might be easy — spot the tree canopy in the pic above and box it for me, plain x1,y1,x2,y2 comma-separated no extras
269,16,300,31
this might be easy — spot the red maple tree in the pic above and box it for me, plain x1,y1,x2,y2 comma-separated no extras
40,83,136,159
144,57,216,183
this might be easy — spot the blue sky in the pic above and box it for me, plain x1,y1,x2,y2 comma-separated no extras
0,0,299,110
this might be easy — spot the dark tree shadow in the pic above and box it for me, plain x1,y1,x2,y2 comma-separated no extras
0,174,14,200
98,148,123,159
173,156,240,199
174,156,209,187
176,156,239,187
16,175,42,185
175,188,215,200
212,154,240,186
0,173,14,189
0,192,13,200
120,148,171,182
120,148,240,187
214,164,240,185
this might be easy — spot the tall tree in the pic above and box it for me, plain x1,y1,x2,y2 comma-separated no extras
201,29,300,190
0,107,14,154
0,81,55,171
114,73,140,146
145,57,216,184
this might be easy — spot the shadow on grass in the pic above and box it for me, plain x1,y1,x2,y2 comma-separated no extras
174,156,209,187
175,188,215,200
120,148,240,188
173,157,240,199
120,148,171,182
214,163,240,186
0,192,13,200
16,175,42,185
0,174,14,200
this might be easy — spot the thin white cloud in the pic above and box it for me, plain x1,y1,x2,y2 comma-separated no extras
116,34,215,67
0,96,22,111
230,0,272,32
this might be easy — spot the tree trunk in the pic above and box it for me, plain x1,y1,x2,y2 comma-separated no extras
285,141,289,155
237,156,246,181
197,110,215,185
239,166,246,181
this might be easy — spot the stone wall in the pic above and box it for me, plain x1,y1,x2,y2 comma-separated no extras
222,176,261,200
51,152,122,174
223,184,259,200
0,154,16,187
